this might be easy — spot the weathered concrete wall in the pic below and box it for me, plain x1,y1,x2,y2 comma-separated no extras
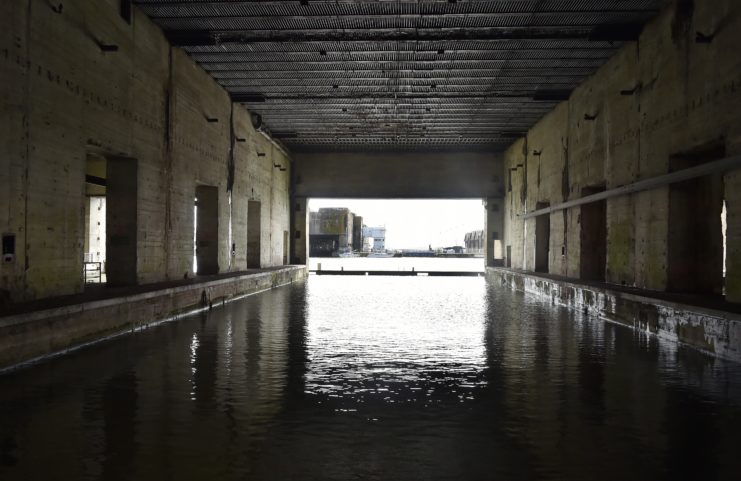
502,0,741,300
0,0,292,302
0,266,306,371
488,267,741,362
294,151,504,198
292,197,309,264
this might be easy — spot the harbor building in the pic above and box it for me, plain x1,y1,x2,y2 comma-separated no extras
309,208,355,257
362,226,387,252
464,230,485,255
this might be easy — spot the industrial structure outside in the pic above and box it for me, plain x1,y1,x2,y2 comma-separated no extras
309,208,386,257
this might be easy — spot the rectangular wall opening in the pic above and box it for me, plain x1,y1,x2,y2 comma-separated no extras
667,143,726,295
534,202,550,273
579,187,607,282
84,154,107,284
195,185,219,275
84,154,138,287
306,198,485,274
247,200,262,269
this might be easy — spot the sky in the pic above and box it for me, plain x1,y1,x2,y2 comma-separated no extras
308,198,485,250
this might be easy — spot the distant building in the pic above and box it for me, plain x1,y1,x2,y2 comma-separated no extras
362,226,386,252
464,230,484,255
352,216,363,251
309,208,355,257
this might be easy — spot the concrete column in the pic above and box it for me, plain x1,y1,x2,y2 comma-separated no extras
485,197,505,267
291,196,309,264
725,170,741,302
106,157,138,286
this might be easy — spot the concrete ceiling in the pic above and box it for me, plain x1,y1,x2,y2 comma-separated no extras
135,0,666,152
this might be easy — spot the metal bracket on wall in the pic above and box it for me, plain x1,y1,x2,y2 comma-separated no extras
517,154,741,219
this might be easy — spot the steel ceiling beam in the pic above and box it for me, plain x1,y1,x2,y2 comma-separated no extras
133,0,666,150
164,25,644,46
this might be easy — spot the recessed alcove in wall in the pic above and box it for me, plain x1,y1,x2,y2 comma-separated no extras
580,186,607,282
247,200,262,269
194,185,219,275
534,202,550,273
667,142,726,296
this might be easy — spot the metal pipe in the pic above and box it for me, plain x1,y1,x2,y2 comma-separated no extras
518,154,741,219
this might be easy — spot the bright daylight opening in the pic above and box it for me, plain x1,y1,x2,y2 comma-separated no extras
83,154,107,284
307,199,486,273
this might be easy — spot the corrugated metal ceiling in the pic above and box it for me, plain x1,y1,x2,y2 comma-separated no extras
134,0,667,152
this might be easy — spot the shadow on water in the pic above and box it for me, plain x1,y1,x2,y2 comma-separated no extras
0,276,740,480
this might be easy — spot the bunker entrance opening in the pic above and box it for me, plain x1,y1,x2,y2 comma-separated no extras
306,198,487,274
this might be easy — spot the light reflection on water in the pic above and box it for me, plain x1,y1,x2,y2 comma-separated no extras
0,275,740,481
305,277,487,409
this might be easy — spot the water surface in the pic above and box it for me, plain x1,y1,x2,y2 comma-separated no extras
1,275,740,480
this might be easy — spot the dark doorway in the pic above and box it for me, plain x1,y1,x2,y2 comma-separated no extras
247,200,261,268
667,143,725,295
195,185,219,275
534,202,550,273
283,230,289,265
580,187,606,282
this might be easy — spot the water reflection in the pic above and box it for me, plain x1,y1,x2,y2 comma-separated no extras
0,276,740,480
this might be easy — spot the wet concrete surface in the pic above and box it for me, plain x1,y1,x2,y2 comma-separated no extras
1,276,740,480
0,267,299,317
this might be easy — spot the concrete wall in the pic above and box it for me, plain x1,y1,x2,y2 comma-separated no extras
502,0,741,301
0,0,292,302
294,151,504,198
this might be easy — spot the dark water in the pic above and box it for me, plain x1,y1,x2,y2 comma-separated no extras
1,276,741,481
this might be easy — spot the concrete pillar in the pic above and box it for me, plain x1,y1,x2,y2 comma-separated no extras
485,197,505,267
106,157,138,286
291,196,309,264
725,170,741,302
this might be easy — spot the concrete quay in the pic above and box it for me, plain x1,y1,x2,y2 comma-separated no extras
0,266,307,372
488,267,741,362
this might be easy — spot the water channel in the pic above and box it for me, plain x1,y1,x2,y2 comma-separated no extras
1,274,740,480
